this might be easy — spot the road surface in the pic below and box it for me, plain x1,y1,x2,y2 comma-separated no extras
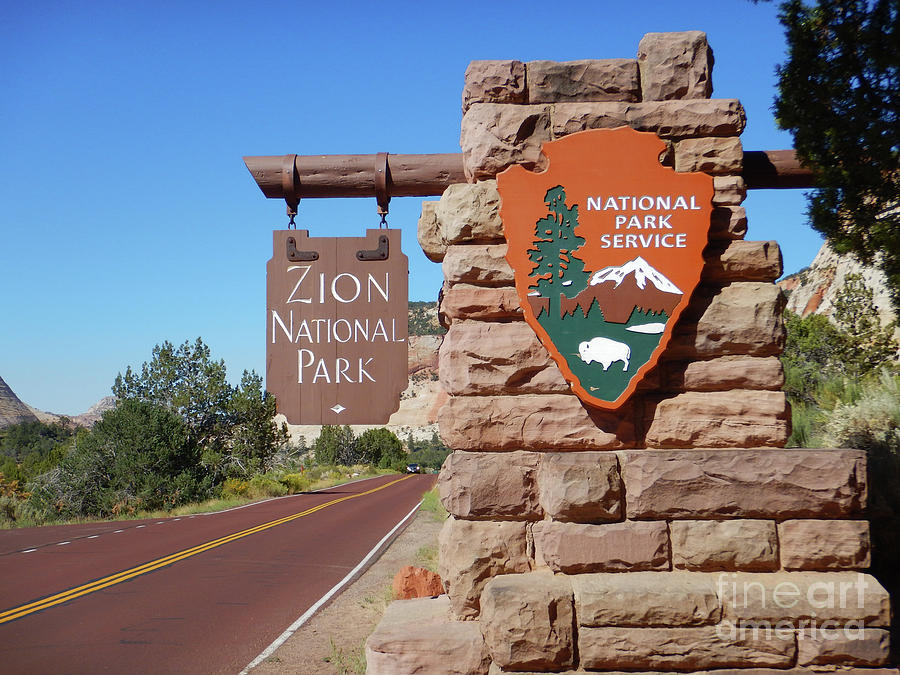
0,473,433,673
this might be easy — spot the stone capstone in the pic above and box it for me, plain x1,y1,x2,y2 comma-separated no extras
778,519,871,570
535,452,622,522
637,31,714,100
460,104,552,181
438,451,542,520
479,572,574,671
365,595,490,675
438,517,530,619
532,520,669,574
621,449,867,520
438,394,635,451
527,59,640,103
670,520,779,571
573,571,721,627
463,60,527,113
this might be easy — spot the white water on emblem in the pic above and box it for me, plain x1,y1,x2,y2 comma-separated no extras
626,322,666,334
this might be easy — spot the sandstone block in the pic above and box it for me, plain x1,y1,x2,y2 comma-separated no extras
536,452,622,522
709,205,748,240
721,572,891,626
626,99,745,138
442,244,514,286
439,284,523,323
573,571,721,627
480,572,574,671
438,517,530,619
438,321,567,396
713,175,747,205
438,394,635,451
662,356,785,392
463,60,526,113
666,282,786,359
579,626,794,670
779,520,871,570
438,451,542,520
548,102,630,138
797,627,890,666
392,565,445,600
532,520,669,573
527,59,639,103
435,181,504,244
549,99,745,140
675,136,743,175
417,200,446,262
643,390,790,448
460,103,552,181
702,240,782,283
365,596,490,675
638,31,714,100
622,449,867,520
671,520,778,571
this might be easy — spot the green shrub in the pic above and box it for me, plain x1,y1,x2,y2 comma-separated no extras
221,478,249,497
279,473,310,494
247,475,288,499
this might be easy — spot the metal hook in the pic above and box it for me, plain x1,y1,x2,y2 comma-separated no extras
375,151,391,229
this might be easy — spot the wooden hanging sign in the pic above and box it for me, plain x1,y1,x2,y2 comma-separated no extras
498,128,713,409
266,229,409,424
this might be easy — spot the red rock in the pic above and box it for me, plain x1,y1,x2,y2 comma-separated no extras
437,450,542,520
439,285,523,324
779,519,871,570
392,565,445,600
532,520,669,573
702,240,783,283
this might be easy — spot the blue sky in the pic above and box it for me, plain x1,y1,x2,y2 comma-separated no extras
1,0,821,415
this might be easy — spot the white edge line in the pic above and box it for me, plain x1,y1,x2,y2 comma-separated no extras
240,498,424,674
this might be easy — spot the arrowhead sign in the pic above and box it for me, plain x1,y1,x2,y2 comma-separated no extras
498,128,714,409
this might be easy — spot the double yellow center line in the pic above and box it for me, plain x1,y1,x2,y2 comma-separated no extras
0,475,412,625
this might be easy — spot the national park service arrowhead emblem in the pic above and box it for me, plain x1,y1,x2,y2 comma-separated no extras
497,128,714,409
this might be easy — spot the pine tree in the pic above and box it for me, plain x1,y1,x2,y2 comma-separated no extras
527,186,587,298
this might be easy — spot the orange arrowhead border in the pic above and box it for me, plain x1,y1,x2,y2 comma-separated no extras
498,128,714,409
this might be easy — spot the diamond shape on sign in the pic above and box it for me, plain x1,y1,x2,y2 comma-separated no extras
331,404,346,414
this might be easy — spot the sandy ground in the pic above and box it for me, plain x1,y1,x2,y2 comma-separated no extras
248,506,444,674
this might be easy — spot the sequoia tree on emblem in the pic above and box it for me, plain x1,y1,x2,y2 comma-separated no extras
498,128,714,409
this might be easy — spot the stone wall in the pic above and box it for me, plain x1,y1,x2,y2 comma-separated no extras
367,32,894,674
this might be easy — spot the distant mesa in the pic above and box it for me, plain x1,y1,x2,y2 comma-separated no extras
560,256,683,324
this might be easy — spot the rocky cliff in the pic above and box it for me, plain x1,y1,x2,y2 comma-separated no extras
778,243,899,345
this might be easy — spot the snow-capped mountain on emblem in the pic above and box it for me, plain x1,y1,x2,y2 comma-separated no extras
590,256,683,294
498,128,713,409
562,257,684,324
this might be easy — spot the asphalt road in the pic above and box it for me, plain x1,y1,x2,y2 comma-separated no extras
0,473,434,674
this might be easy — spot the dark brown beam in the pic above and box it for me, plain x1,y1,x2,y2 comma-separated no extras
742,150,816,189
243,150,815,202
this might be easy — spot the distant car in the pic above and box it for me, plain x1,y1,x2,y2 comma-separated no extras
405,463,421,474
